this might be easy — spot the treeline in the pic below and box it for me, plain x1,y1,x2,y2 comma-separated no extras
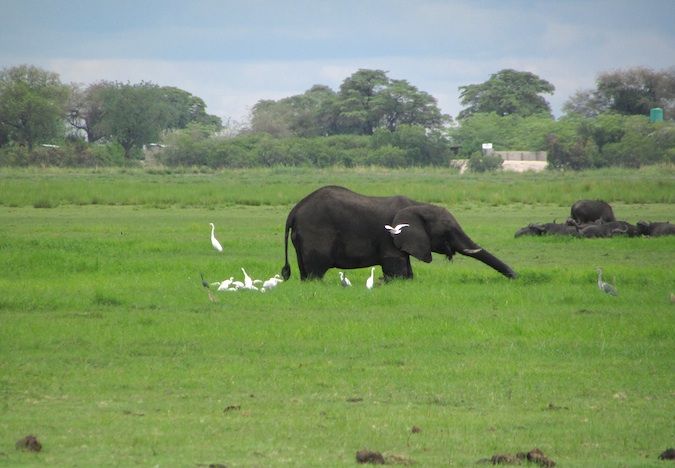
155,113,674,170
1,64,673,170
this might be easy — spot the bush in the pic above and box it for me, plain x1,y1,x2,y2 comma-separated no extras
467,152,503,172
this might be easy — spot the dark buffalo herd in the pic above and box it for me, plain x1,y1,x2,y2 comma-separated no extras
515,199,674,238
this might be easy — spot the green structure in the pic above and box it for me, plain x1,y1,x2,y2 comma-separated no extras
650,107,664,122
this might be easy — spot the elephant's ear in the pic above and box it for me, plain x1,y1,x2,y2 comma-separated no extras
390,206,432,263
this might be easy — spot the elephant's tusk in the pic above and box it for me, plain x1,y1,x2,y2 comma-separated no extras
462,248,482,254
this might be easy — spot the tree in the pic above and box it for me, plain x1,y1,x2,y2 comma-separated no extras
0,65,70,149
564,67,675,120
458,69,555,119
69,82,222,143
250,85,339,137
97,82,170,159
562,89,609,118
67,81,111,143
596,67,675,118
337,69,390,135
249,69,448,136
157,86,221,130
377,79,447,132
250,99,294,137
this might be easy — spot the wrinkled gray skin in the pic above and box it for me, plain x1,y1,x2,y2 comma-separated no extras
514,222,579,237
281,186,517,281
516,219,638,238
579,223,623,238
637,221,675,236
572,219,639,238
570,200,616,223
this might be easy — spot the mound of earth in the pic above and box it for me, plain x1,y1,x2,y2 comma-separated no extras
15,435,42,452
480,448,555,466
356,449,385,464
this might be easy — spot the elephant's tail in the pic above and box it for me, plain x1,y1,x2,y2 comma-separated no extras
281,210,294,280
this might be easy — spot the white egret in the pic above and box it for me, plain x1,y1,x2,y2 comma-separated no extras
262,276,283,290
209,223,223,252
596,268,618,296
216,277,235,291
366,267,375,290
384,223,410,235
339,271,352,287
241,268,258,290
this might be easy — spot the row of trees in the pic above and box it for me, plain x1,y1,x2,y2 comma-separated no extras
0,65,221,158
0,64,673,169
250,69,448,137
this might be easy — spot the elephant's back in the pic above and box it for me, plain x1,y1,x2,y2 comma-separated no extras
291,185,418,229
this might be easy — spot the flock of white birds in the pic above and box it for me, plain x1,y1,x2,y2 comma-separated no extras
205,222,376,295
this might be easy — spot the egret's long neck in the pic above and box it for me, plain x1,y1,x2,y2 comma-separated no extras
211,225,215,237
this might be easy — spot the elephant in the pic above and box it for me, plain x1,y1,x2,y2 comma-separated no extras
570,200,616,223
280,186,517,281
637,221,675,236
514,222,579,237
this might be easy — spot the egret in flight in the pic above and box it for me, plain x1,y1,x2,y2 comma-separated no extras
384,223,410,235
209,223,223,252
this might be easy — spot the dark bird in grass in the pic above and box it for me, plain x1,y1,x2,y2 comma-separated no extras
200,272,210,289
596,268,618,296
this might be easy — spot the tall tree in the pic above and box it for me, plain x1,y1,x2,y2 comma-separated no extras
337,69,389,135
0,65,70,149
97,82,170,159
562,89,609,118
249,69,447,136
376,79,446,131
67,81,111,143
250,85,339,137
563,67,675,120
596,67,675,118
158,86,222,129
458,69,555,119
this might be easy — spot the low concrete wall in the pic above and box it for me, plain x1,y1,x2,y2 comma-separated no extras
496,151,547,162
450,159,547,173
501,160,548,172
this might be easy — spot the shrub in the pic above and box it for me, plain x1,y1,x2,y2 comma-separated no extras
467,152,503,172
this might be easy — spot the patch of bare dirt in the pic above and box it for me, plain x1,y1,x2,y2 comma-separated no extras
356,449,385,464
526,448,556,467
478,448,555,466
15,435,42,452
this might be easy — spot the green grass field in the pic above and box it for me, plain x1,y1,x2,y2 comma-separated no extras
1,167,674,466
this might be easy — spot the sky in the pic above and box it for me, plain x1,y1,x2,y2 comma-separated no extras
1,0,674,124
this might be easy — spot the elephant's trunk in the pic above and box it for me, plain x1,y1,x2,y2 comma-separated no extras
460,247,517,279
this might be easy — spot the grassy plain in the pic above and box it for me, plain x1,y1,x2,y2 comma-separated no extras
0,167,674,466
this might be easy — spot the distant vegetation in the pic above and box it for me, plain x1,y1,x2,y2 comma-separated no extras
1,65,673,170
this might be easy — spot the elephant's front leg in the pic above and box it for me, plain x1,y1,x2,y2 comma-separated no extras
381,255,413,280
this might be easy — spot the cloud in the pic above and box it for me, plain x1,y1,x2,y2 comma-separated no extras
2,0,674,121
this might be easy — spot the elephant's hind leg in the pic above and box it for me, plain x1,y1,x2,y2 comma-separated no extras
381,256,413,279
303,250,332,279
